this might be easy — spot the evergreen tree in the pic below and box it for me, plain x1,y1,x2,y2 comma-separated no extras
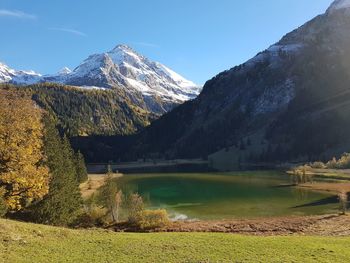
32,116,82,226
75,151,88,183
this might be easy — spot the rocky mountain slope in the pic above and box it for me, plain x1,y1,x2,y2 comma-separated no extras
120,0,350,165
0,45,200,114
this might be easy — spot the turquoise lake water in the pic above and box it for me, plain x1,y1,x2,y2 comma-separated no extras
117,171,338,220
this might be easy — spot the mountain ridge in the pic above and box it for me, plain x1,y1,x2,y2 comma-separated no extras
0,44,200,114
106,0,350,166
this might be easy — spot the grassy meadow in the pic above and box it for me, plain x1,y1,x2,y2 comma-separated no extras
1,218,350,263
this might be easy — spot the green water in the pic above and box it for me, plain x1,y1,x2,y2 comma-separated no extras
117,171,338,220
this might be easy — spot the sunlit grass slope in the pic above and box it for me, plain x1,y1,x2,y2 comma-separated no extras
1,219,350,263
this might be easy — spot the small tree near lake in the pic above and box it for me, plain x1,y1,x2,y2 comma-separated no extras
127,193,144,225
338,191,348,215
98,176,124,223
290,166,314,185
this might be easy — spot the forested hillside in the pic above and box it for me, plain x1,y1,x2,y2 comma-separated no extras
0,83,155,136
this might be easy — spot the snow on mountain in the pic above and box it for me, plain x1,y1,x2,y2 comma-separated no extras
0,62,41,84
63,44,201,103
0,45,200,114
57,67,72,75
0,62,14,83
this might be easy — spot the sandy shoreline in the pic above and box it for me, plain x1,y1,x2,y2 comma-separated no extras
111,214,350,236
298,182,350,195
80,173,122,199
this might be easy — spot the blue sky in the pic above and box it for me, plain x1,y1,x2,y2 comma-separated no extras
0,0,333,84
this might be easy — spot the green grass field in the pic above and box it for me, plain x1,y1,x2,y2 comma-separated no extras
1,219,350,263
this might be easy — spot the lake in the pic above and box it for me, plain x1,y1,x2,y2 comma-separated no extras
117,171,338,220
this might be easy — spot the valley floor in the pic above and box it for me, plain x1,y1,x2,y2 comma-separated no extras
2,218,350,263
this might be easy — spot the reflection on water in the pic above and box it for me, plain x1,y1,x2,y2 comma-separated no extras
291,187,311,201
117,172,338,220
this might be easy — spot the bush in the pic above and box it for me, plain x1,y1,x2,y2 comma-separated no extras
127,193,144,224
76,206,108,227
137,209,170,230
310,161,326,169
96,177,124,223
326,153,350,169
326,157,338,169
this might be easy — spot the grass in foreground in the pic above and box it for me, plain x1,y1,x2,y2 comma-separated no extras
1,219,350,263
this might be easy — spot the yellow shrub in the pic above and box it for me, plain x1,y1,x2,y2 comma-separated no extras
137,209,170,230
78,206,108,226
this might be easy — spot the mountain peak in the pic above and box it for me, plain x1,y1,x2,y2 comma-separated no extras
0,45,200,114
58,67,72,75
108,44,144,64
111,44,136,53
327,0,350,13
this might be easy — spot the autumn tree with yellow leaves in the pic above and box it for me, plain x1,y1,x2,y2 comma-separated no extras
0,90,50,211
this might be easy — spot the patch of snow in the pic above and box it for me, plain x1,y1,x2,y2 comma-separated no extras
267,43,303,53
245,43,303,68
254,78,296,115
76,85,107,90
70,54,107,78
125,77,151,93
58,67,72,75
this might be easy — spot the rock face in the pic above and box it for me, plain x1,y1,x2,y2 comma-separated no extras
0,45,200,114
128,0,350,163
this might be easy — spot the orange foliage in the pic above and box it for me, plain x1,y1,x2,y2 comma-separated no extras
0,90,49,211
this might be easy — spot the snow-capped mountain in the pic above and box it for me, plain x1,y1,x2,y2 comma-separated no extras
0,45,200,114
0,62,42,84
53,45,201,104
